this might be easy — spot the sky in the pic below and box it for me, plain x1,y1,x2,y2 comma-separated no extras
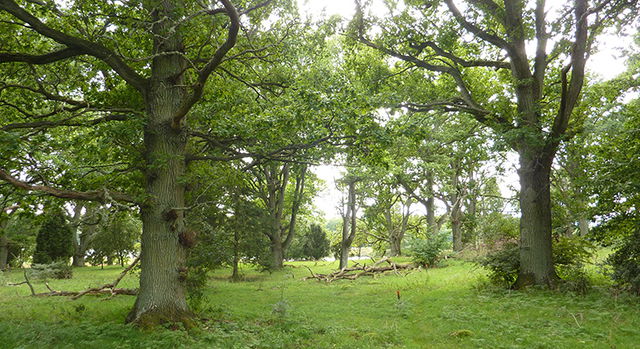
297,0,634,220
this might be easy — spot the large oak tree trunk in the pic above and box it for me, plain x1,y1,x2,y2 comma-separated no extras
126,4,191,324
514,150,558,288
127,114,190,325
72,208,97,267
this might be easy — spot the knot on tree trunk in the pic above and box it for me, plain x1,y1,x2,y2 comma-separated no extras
178,230,197,248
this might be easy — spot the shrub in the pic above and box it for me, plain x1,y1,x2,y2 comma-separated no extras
30,261,73,280
606,228,640,294
408,233,449,267
288,224,330,261
302,225,331,260
478,236,595,287
476,242,519,286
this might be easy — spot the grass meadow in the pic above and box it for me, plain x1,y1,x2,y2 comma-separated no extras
1,256,639,348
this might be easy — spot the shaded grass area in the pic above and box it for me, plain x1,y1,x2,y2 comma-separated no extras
1,258,638,348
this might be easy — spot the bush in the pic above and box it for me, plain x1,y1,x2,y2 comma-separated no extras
607,228,640,294
302,225,331,260
408,233,449,267
478,236,595,287
30,261,73,280
477,242,519,286
288,224,331,261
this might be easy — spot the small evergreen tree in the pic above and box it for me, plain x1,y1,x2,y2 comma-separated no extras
302,224,330,260
33,208,74,264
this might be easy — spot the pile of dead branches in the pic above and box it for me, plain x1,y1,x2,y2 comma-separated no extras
303,258,417,282
9,256,139,299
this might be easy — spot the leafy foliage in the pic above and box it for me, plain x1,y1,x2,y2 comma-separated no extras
288,224,330,261
3,213,39,267
607,228,640,294
479,237,595,286
408,233,449,267
87,210,139,267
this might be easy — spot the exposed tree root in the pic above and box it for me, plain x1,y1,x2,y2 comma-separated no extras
303,258,416,282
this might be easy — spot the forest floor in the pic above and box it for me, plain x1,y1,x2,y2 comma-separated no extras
0,255,639,348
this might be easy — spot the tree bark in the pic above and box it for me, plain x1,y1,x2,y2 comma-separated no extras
578,217,589,236
451,163,464,252
271,242,284,269
465,168,478,246
70,203,84,267
388,197,412,257
73,212,98,267
231,229,240,280
389,235,401,257
425,172,436,235
451,207,463,252
514,150,558,288
72,253,85,267
340,179,356,269
126,1,191,325
0,233,8,271
260,163,306,269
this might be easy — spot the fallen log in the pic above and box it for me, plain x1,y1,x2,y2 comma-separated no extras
304,258,416,282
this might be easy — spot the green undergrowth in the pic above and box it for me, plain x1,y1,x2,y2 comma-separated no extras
1,258,639,348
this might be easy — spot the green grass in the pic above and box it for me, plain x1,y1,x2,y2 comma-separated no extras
1,258,639,348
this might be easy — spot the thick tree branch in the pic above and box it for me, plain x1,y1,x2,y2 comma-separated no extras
353,1,517,133
0,168,139,205
547,0,588,152
411,40,510,69
0,47,83,64
172,0,240,129
533,0,548,100
443,0,511,50
1,113,131,131
0,0,147,92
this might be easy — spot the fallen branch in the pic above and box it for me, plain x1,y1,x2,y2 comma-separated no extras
13,257,139,298
33,288,137,297
303,258,416,282
7,281,28,286
23,270,35,295
71,255,139,300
